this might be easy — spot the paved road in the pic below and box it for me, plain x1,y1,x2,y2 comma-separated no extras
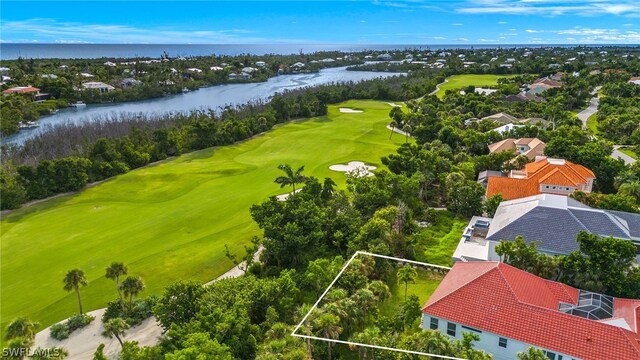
612,145,637,165
577,96,599,130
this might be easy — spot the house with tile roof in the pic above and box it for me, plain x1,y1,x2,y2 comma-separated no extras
527,76,563,95
487,138,546,160
481,112,519,124
422,261,640,360
485,157,595,201
2,86,40,95
451,194,640,263
82,82,115,93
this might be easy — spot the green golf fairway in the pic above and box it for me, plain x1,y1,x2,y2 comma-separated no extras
1,100,407,335
436,74,519,98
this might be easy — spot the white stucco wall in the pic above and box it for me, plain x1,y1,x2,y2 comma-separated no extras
421,314,578,360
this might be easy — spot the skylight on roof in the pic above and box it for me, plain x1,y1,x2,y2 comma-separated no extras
559,290,614,320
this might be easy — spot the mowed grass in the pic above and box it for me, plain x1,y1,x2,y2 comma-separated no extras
587,113,600,135
619,147,638,160
381,268,445,317
0,100,406,336
436,74,520,99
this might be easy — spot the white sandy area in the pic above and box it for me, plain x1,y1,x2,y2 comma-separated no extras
329,161,376,177
460,88,497,96
34,308,162,360
34,244,266,359
339,108,363,113
275,188,302,201
387,102,401,107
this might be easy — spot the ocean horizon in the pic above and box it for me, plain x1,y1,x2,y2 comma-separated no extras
1,43,636,60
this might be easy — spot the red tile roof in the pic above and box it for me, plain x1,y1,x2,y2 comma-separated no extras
2,86,40,94
486,158,595,200
422,262,640,360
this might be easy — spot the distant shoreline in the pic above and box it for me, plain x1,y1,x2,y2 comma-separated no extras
2,43,638,60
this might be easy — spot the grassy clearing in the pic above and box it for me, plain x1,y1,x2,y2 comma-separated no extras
413,210,468,267
380,268,444,317
619,147,639,160
0,100,406,335
435,74,520,99
587,113,600,135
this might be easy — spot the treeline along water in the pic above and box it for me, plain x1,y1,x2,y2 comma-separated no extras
3,67,403,146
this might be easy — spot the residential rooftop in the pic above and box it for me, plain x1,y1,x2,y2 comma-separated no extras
422,262,640,360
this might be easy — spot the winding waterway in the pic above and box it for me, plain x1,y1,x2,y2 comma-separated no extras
4,67,402,146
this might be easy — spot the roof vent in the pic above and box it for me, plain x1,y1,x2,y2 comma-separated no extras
559,290,614,320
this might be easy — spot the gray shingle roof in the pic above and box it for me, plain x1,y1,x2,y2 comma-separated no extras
607,210,640,239
570,209,629,239
486,194,637,255
487,207,588,254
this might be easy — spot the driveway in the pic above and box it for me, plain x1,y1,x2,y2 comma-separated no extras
612,145,637,165
577,96,599,130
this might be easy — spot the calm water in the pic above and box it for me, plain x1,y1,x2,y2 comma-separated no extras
3,67,402,146
0,43,604,60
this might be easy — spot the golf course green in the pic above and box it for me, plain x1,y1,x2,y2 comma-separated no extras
435,74,519,98
0,100,407,335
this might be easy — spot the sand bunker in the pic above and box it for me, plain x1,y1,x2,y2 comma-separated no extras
329,161,376,177
34,308,162,359
276,189,302,201
339,108,363,113
387,102,401,107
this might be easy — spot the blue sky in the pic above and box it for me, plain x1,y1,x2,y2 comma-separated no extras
1,1,639,44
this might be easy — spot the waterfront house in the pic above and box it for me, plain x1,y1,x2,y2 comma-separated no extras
82,82,115,93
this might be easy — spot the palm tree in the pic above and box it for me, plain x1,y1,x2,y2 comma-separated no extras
389,120,398,139
120,276,145,308
397,265,417,301
313,313,342,360
274,164,307,193
619,181,640,202
294,304,315,358
102,318,129,348
402,124,412,143
5,317,39,341
105,262,128,311
63,269,88,314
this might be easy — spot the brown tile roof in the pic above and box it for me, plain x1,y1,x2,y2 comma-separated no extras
2,86,40,94
488,138,516,153
486,158,596,200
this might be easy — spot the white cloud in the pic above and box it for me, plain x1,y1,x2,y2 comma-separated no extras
498,21,508,24
523,26,640,42
456,37,469,41
457,0,640,17
451,23,464,26
433,36,447,40
0,18,307,44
